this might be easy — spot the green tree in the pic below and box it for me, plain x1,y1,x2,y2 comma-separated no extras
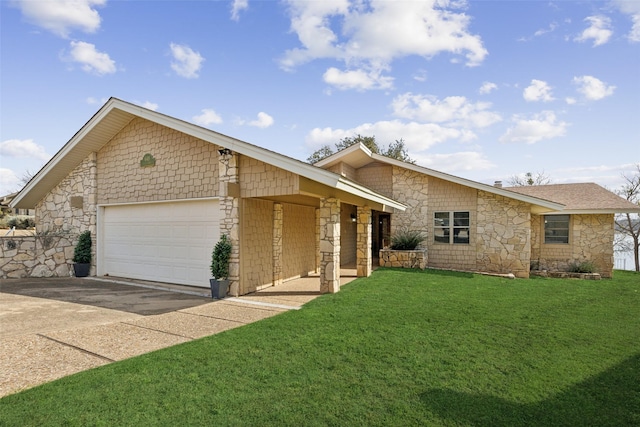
307,135,415,164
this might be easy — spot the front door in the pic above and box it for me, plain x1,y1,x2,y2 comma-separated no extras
372,212,391,257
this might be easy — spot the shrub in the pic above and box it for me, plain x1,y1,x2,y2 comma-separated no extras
390,228,426,250
568,260,597,273
5,215,35,229
73,231,92,264
211,235,232,279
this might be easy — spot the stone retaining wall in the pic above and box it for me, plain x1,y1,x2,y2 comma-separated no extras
379,249,427,269
530,270,602,280
0,234,79,278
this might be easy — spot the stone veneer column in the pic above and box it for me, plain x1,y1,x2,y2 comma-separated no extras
319,198,341,293
356,206,372,277
273,203,283,286
315,208,320,273
219,151,240,296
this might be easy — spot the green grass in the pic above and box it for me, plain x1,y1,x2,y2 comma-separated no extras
2,269,639,426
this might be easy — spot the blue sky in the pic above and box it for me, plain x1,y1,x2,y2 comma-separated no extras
1,0,639,197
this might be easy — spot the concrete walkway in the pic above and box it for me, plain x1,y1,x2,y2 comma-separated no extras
0,273,356,398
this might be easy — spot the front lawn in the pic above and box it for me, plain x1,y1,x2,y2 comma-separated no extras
1,269,639,426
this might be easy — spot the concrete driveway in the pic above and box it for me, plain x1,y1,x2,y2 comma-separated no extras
0,277,310,398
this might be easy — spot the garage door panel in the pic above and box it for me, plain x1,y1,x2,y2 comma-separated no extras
103,200,220,288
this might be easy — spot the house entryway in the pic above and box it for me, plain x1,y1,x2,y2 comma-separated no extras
372,211,391,256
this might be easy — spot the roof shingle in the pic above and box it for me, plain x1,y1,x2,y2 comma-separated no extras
504,183,640,213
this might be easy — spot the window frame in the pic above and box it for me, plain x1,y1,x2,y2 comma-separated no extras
433,211,470,245
543,214,570,244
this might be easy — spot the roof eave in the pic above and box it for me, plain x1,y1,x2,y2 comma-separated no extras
11,98,403,211
546,208,640,215
368,153,565,212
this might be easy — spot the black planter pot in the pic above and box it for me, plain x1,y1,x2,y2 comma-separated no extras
73,263,90,277
210,278,230,299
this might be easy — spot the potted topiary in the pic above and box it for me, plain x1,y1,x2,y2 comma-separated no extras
210,234,232,299
73,230,92,277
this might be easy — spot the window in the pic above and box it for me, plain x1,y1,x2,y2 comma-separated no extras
544,214,569,244
434,211,470,244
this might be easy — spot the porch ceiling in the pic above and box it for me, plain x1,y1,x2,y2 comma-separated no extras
298,177,398,212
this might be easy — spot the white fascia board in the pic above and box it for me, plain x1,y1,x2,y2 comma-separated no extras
369,153,565,212
10,98,124,208
109,100,403,209
335,179,406,211
314,143,373,168
113,100,341,183
545,208,640,215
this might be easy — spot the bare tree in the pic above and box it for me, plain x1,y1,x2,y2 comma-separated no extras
16,170,35,191
615,164,640,271
507,171,552,186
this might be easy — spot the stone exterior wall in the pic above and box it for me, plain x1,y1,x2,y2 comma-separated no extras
356,163,393,198
532,214,614,278
27,153,97,277
273,203,283,286
97,118,218,205
356,206,372,277
319,198,340,293
0,234,76,278
379,249,427,269
282,203,316,279
391,166,430,236
426,177,477,271
340,203,357,265
239,156,299,198
241,198,273,294
476,191,531,278
36,154,97,236
219,152,240,295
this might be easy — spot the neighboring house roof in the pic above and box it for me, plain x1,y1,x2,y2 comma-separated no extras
10,98,405,212
505,183,640,214
316,143,565,214
1,192,19,210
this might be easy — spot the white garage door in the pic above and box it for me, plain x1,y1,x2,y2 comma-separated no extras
102,200,220,288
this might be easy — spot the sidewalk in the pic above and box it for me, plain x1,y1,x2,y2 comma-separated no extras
0,275,356,398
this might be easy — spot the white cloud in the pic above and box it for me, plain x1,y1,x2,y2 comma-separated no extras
391,93,502,129
518,22,559,42
479,82,497,95
281,0,487,90
534,22,558,37
612,0,640,42
306,120,475,153
500,111,568,144
523,79,554,102
86,97,106,105
231,0,248,21
574,15,612,46
630,14,640,42
248,112,274,128
15,0,105,38
139,101,159,111
68,41,116,75
323,67,393,91
412,151,495,172
565,97,577,105
170,43,204,79
193,109,223,126
0,168,20,195
572,75,616,100
0,139,50,161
